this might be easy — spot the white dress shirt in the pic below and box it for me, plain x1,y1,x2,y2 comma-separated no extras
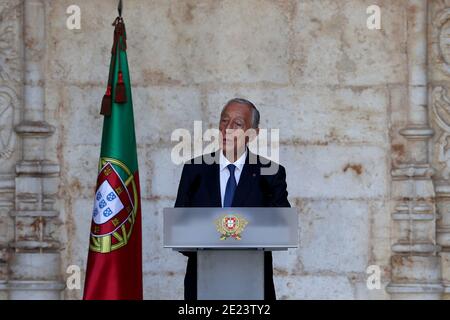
219,149,247,207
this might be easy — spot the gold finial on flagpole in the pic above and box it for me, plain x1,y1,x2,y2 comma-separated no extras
118,0,123,17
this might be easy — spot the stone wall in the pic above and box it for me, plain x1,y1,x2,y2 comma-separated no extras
1,0,448,299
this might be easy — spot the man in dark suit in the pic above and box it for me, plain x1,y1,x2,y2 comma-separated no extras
175,98,291,300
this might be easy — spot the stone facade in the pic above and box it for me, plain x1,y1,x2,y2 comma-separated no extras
1,0,450,299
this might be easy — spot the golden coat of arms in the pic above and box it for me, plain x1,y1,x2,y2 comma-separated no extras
215,214,248,240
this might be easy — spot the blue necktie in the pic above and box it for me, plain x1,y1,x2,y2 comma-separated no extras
223,164,237,207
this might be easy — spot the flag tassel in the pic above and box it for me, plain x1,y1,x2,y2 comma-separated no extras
100,85,112,116
115,71,127,103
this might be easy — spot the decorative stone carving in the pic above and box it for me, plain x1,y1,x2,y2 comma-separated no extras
432,86,450,179
0,1,22,83
430,59,450,298
0,86,18,160
435,8,450,75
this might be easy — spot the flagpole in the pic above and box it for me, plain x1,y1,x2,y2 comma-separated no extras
84,0,143,299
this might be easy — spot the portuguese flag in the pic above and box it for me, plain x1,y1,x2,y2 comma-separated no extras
83,16,143,300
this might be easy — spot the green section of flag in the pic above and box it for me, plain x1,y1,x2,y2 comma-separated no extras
100,37,138,181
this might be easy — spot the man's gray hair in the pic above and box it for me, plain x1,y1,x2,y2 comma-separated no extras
221,98,260,128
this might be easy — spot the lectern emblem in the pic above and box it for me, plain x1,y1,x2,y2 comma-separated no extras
215,214,248,240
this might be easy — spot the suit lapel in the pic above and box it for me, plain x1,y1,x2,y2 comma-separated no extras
232,151,257,207
206,152,222,207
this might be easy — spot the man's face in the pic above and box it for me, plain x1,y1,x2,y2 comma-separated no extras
219,102,256,156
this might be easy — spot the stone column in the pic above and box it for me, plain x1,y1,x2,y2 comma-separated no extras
428,1,450,300
386,0,443,299
7,0,64,299
0,0,23,300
